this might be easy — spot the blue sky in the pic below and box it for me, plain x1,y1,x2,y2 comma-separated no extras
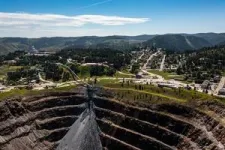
0,0,225,37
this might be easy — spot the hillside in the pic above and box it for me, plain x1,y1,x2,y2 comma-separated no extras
166,45,225,83
0,36,149,55
0,33,225,55
194,33,225,45
144,34,212,51
219,40,225,46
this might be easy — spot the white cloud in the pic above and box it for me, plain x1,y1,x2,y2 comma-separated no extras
0,12,149,37
0,12,149,27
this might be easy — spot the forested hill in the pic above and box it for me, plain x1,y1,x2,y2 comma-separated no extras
180,45,225,83
0,33,225,55
193,33,225,45
143,34,212,51
0,36,149,55
219,40,225,46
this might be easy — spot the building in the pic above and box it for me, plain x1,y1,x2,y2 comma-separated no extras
3,60,17,65
201,80,210,89
26,51,55,56
158,82,178,89
136,72,143,79
219,88,225,95
213,75,221,83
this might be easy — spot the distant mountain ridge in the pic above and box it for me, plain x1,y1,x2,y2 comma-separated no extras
0,36,152,55
143,34,212,51
219,40,225,46
193,33,225,45
0,33,225,55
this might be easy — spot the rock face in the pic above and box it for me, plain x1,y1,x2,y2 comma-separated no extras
0,89,225,150
57,110,102,150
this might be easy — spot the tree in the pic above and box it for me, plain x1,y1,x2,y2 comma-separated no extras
62,72,70,82
127,80,130,86
121,82,124,87
70,63,80,74
139,85,142,90
176,66,183,75
131,63,140,74
94,77,97,84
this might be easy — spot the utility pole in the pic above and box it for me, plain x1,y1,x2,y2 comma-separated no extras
86,84,94,111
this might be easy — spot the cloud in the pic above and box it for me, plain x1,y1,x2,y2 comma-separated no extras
0,27,104,37
0,12,149,27
78,0,113,9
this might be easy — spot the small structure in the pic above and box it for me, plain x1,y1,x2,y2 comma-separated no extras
213,75,221,83
158,82,178,89
201,80,210,89
136,72,143,79
30,46,39,54
0,84,6,91
219,88,225,95
3,60,17,65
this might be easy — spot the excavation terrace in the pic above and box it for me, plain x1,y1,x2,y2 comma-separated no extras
0,86,225,150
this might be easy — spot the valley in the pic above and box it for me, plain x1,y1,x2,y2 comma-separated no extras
1,0,225,149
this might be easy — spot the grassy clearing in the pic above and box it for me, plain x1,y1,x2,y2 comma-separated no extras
97,78,119,85
0,76,223,106
105,87,185,104
78,66,90,78
0,65,23,76
148,69,183,80
0,85,76,100
114,71,133,78
103,83,216,104
120,69,132,74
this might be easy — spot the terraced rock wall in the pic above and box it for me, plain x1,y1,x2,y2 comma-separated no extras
0,90,224,150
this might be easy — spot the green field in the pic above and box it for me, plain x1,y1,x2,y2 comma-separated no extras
0,85,76,100
148,69,187,81
0,65,23,77
102,83,217,104
114,71,134,78
0,76,224,106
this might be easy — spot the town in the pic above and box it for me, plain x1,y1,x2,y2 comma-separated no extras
1,0,225,149
0,45,225,98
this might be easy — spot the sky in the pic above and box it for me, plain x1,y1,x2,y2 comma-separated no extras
0,0,225,37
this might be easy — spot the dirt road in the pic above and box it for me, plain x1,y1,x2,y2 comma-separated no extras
214,76,225,95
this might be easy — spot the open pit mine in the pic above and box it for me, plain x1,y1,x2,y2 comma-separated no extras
0,86,225,150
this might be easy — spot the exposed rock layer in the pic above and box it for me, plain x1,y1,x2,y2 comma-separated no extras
0,90,224,150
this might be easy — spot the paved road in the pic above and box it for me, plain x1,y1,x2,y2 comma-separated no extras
130,51,145,71
142,52,159,70
141,51,165,80
159,55,166,71
141,69,164,80
214,76,225,95
81,63,109,67
38,73,54,84
136,52,145,63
